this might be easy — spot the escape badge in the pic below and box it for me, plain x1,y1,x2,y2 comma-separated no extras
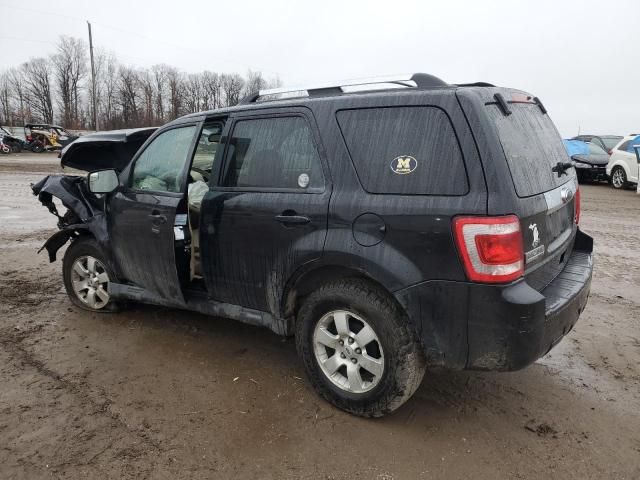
390,155,417,175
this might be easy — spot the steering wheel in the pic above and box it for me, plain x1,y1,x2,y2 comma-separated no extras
191,167,210,183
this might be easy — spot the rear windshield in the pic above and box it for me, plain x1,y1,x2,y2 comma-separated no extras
336,106,468,195
487,101,571,197
601,136,623,150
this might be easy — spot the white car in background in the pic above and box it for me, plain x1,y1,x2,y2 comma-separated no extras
607,135,640,189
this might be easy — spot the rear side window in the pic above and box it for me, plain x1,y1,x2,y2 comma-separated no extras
486,101,570,197
222,116,324,190
616,140,631,152
336,107,468,195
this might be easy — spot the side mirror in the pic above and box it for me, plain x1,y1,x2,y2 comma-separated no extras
88,169,119,194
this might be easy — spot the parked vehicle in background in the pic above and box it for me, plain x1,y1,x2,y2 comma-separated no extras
563,139,609,183
24,123,78,152
607,135,640,189
0,126,25,153
32,73,593,417
572,134,623,154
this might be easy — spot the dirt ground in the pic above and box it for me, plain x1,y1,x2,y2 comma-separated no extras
0,153,639,479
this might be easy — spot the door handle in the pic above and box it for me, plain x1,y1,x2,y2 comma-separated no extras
149,211,167,225
275,213,310,226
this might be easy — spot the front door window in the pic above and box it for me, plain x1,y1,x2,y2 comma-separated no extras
131,126,197,193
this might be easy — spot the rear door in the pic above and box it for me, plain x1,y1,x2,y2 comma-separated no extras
458,88,579,290
200,108,331,313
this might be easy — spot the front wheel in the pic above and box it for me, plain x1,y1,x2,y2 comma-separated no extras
62,237,118,312
295,278,426,417
611,166,628,189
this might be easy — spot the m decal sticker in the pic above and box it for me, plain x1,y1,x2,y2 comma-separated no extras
390,155,417,175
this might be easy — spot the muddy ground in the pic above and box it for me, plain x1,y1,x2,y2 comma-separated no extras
0,153,638,479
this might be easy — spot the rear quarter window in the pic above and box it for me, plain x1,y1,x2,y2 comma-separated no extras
336,106,468,195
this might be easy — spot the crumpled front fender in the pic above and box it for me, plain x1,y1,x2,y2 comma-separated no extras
39,226,90,262
32,174,110,262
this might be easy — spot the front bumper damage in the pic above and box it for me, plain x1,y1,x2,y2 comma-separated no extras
31,175,108,262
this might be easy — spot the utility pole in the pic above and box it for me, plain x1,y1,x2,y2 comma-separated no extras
87,21,98,131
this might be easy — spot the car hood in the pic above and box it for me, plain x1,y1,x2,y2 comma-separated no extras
60,127,157,172
571,153,609,166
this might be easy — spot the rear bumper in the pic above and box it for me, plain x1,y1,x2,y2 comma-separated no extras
395,229,594,371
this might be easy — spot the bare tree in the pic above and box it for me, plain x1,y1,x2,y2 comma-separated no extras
0,72,11,124
21,58,54,123
201,71,221,110
139,70,155,125
166,67,184,120
100,53,119,129
8,68,31,125
118,66,141,127
184,73,203,114
152,64,169,123
52,36,88,128
221,73,244,107
243,70,267,96
3,35,282,129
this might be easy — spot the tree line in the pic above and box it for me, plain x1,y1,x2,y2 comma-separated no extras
0,35,281,130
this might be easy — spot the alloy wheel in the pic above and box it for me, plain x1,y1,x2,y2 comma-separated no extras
71,255,110,309
313,310,385,394
612,168,624,188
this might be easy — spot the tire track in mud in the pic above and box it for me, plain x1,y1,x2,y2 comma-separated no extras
0,264,168,478
0,322,167,479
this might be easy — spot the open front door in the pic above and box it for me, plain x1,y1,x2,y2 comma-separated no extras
109,123,200,303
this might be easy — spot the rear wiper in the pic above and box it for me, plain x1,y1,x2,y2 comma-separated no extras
552,161,574,177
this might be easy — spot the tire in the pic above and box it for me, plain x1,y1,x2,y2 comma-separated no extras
611,166,628,189
62,237,119,312
295,278,426,417
31,142,44,153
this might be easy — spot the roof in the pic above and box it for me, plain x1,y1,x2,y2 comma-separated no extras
178,73,492,123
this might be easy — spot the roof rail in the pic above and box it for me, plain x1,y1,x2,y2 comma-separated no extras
238,73,448,105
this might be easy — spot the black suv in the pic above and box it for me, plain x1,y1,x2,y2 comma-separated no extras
33,73,593,417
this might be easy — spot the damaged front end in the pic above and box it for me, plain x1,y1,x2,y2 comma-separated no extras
31,174,109,262
31,127,157,263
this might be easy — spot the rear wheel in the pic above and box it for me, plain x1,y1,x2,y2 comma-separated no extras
63,237,118,312
295,278,426,417
31,142,44,153
611,166,628,189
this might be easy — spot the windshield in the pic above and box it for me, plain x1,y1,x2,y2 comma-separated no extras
601,136,623,151
588,142,607,155
487,101,571,197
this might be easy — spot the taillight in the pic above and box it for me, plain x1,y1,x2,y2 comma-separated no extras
575,187,580,224
26,135,32,141
452,215,524,284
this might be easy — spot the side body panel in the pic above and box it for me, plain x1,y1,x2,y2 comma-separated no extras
200,107,332,314
297,90,488,367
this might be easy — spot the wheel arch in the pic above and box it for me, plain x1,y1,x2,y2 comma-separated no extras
281,262,406,325
611,160,630,176
40,226,95,263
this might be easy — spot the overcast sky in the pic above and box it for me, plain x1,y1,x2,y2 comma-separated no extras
1,0,637,136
